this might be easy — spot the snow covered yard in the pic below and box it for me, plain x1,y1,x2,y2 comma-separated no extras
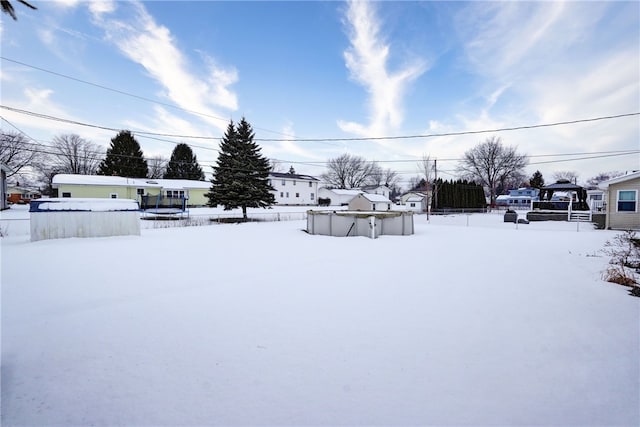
1,211,638,426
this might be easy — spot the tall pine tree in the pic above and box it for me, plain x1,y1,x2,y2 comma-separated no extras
206,118,275,219
97,130,148,178
529,170,545,190
164,143,205,180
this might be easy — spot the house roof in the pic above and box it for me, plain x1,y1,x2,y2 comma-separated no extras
361,184,390,191
269,172,319,181
598,171,640,189
360,193,391,203
542,182,584,191
51,174,210,190
325,188,363,196
406,196,424,202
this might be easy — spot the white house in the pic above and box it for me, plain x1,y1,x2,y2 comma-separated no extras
348,193,392,211
404,195,427,212
317,188,363,206
361,185,391,199
586,188,605,211
0,163,10,210
268,172,319,205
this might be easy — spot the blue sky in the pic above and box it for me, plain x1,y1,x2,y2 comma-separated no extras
1,0,638,187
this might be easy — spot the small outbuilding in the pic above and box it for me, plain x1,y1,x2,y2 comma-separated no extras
30,198,140,242
348,193,392,211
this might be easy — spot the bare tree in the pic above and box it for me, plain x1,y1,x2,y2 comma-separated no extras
50,134,103,175
457,136,528,207
552,170,579,184
419,154,434,185
269,158,286,173
0,131,38,177
147,155,168,179
418,154,435,207
585,171,624,188
1,0,36,20
321,153,377,189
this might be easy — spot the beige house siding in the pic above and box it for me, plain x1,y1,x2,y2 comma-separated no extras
348,194,392,211
605,176,640,230
185,189,208,207
56,184,155,200
56,183,208,207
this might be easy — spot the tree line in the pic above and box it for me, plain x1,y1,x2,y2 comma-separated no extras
0,130,205,192
1,126,625,211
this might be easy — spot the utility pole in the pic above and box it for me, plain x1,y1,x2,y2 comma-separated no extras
433,158,438,212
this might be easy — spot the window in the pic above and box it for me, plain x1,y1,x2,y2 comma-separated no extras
62,192,71,198
410,202,416,207
293,180,296,186
282,180,286,185
166,190,185,198
310,193,314,200
137,188,145,195
110,193,118,199
286,192,289,198
280,192,284,198
309,182,312,187
296,193,299,198
617,190,637,212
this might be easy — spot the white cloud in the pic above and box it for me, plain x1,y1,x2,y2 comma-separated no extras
338,0,427,137
261,122,324,162
88,0,115,16
448,1,640,179
90,1,238,132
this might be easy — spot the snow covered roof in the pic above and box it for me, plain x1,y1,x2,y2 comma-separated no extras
269,172,319,181
598,171,640,189
30,198,139,212
406,196,424,202
327,189,363,196
361,193,391,203
52,174,210,190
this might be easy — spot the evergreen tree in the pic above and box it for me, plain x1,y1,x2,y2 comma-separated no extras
206,118,275,219
164,143,205,180
97,130,148,178
529,170,545,189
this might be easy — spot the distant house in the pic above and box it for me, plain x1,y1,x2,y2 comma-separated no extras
51,174,211,207
6,185,41,205
598,171,640,230
0,163,10,210
268,172,319,205
318,188,363,206
404,195,427,212
586,189,605,212
497,187,539,209
361,185,391,199
348,193,392,211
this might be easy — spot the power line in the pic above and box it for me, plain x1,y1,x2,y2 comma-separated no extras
2,104,638,143
0,56,297,139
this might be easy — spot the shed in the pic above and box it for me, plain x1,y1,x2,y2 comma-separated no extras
405,195,426,212
317,188,363,206
348,193,392,211
30,198,140,241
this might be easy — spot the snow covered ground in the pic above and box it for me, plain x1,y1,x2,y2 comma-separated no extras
1,206,638,426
